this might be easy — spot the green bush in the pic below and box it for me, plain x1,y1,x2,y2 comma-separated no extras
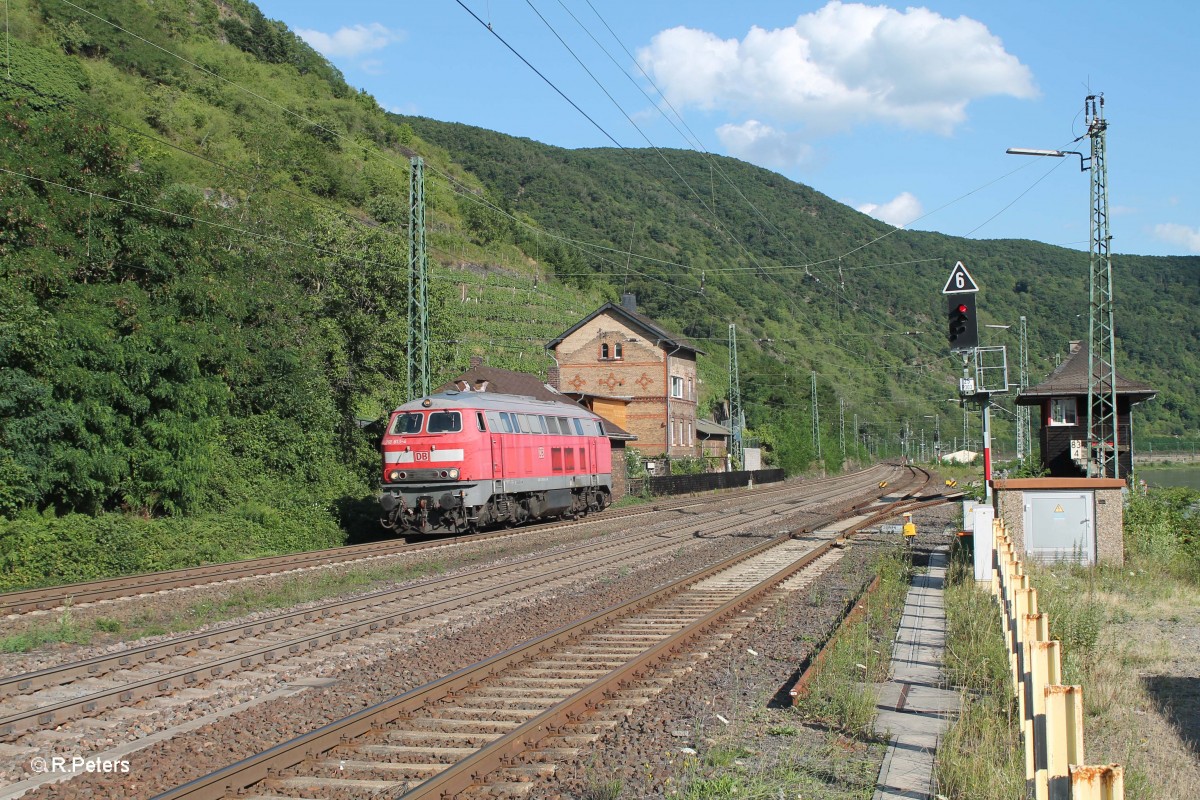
0,506,345,592
1124,487,1200,580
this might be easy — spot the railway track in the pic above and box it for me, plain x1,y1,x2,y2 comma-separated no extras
0,465,914,743
0,468,888,617
153,477,945,799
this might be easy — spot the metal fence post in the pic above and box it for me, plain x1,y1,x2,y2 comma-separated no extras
1069,765,1124,800
1045,684,1085,800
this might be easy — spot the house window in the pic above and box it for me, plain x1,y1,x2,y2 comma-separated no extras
1049,397,1077,426
669,417,675,446
600,343,610,360
614,343,623,360
688,377,694,400
670,376,683,399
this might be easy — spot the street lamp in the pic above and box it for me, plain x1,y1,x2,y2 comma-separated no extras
1005,147,1088,170
1007,94,1118,479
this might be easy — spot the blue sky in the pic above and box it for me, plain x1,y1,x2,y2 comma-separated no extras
253,1,1198,259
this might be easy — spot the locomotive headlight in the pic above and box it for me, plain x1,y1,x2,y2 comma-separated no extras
387,469,402,481
448,468,459,479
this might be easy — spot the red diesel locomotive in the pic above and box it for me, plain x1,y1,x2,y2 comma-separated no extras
379,391,613,535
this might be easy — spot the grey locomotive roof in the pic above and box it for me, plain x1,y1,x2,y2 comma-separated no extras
394,391,600,417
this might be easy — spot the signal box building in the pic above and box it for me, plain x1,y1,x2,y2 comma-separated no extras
548,295,704,463
1015,340,1156,479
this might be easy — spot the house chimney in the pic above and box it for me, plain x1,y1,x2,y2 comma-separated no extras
469,355,483,368
1068,340,1082,355
620,293,636,313
547,364,560,389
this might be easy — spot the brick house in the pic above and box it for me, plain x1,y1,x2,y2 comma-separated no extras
547,295,704,463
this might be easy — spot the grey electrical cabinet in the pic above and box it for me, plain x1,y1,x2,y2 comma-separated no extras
1023,491,1094,565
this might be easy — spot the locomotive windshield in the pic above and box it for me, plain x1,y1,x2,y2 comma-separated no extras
427,411,462,433
390,412,423,435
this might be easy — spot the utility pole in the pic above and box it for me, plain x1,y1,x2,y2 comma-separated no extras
811,372,822,463
1086,95,1119,479
839,398,846,465
1017,315,1031,462
853,413,859,462
728,324,744,470
406,156,430,401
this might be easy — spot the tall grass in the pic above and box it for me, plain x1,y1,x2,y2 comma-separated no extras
935,539,1024,799
796,548,911,736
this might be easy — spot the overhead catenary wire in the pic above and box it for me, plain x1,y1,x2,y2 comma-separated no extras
40,1,1066,404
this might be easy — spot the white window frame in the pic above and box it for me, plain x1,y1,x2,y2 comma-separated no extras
1049,397,1078,426
670,375,684,399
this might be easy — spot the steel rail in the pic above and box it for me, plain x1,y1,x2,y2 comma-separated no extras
152,518,835,800
151,477,932,800
0,470,898,738
0,469,863,616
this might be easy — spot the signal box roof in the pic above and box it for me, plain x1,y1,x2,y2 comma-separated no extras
1016,342,1156,405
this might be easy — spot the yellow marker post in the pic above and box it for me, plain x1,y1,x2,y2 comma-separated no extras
902,512,917,539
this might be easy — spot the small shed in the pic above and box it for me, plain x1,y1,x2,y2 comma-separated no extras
992,477,1126,565
695,419,731,471
1015,341,1155,479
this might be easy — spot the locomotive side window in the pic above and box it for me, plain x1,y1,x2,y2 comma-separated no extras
556,417,571,435
476,412,487,432
546,417,563,434
500,412,516,433
538,415,551,434
571,418,584,436
390,412,423,435
427,411,462,433
516,414,531,434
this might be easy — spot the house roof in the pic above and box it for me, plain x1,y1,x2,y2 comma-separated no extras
1015,343,1156,406
695,419,731,437
546,302,705,356
435,365,636,440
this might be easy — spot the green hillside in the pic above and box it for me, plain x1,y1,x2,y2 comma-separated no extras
396,116,1200,445
1,0,1196,588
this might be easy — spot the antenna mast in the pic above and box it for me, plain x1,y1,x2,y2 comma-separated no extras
407,157,430,401
1085,95,1119,479
728,324,744,469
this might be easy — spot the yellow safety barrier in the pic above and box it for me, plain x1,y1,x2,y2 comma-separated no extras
988,518,1124,800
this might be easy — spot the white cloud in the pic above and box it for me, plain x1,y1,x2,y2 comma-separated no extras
638,1,1036,136
857,192,923,227
296,23,403,59
716,120,815,168
1152,223,1200,253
